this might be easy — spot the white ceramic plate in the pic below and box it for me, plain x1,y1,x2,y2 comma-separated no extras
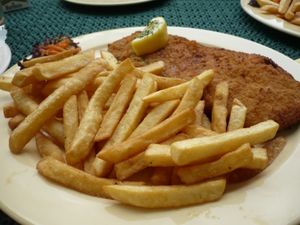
64,0,156,6
240,0,300,37
0,41,11,74
1,27,300,225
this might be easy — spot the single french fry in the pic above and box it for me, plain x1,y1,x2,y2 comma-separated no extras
103,178,226,208
9,60,104,154
21,48,80,68
8,114,25,130
173,73,213,115
37,157,120,198
98,108,195,163
130,100,179,138
150,167,173,185
0,76,14,91
95,75,137,142
161,133,190,145
66,59,135,165
261,4,279,13
144,70,213,103
183,125,217,137
101,51,118,70
33,51,95,81
102,74,156,149
138,61,165,75
77,90,89,122
244,147,268,170
279,0,292,14
63,95,79,152
35,133,65,162
194,100,205,126
211,81,229,133
3,102,19,118
227,98,247,131
177,143,253,184
10,87,65,145
256,0,279,6
171,120,279,166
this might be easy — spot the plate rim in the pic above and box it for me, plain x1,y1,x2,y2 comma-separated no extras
64,0,156,6
1,26,300,225
240,0,300,38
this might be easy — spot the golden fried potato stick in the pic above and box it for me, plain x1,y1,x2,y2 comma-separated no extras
37,157,119,198
279,0,292,14
3,102,19,118
33,51,95,81
173,74,213,115
10,86,65,145
35,133,65,162
102,74,156,149
193,100,205,126
95,75,137,142
12,67,37,87
63,95,79,152
143,69,213,103
8,114,25,130
9,61,104,154
0,76,14,92
150,167,173,185
98,108,195,163
129,100,179,138
66,59,135,165
244,147,268,170
285,0,300,20
202,113,211,129
101,51,118,70
261,4,279,14
42,77,71,96
21,48,80,68
77,90,89,122
115,144,176,180
104,178,226,208
177,143,253,184
171,120,279,166
211,81,229,133
256,0,279,7
227,98,247,131
138,61,165,75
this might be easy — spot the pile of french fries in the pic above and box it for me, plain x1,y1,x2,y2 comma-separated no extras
1,48,280,208
256,0,300,25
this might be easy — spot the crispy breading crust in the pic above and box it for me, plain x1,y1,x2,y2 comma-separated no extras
108,33,300,130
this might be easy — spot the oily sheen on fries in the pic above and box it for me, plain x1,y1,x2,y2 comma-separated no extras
98,108,195,163
171,120,279,165
66,59,134,165
103,178,226,208
9,61,104,153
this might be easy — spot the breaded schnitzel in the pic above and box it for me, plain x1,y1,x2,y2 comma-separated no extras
108,32,300,130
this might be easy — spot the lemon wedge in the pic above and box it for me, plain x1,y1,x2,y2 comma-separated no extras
131,17,168,56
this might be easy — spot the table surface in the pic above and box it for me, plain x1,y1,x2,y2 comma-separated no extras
1,0,299,224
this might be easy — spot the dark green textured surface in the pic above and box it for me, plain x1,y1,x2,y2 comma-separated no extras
0,0,299,224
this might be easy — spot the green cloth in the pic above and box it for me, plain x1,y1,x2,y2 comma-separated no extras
1,0,299,224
